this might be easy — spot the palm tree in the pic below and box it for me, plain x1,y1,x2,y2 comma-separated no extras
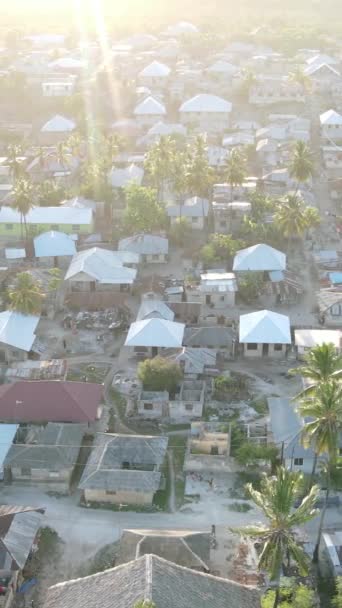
186,135,214,198
7,143,25,180
288,67,312,93
8,272,44,315
291,343,342,399
275,194,320,244
12,178,35,239
296,381,342,562
145,136,177,202
225,148,247,201
289,141,314,192
234,467,319,608
66,132,82,158
56,141,70,174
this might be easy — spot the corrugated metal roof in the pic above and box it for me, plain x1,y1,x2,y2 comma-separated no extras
34,231,76,258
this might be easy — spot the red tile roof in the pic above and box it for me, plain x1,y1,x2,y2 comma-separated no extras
0,381,103,423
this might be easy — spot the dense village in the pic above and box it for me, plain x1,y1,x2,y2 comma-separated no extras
0,12,341,608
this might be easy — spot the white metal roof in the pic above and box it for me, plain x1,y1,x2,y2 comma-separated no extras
118,234,168,255
65,248,137,284
147,121,186,137
125,318,185,347
305,62,340,77
0,424,18,470
139,61,171,77
200,272,237,293
0,206,92,225
306,53,338,66
179,94,232,113
294,329,341,349
41,114,76,132
34,231,77,258
49,57,86,69
166,197,209,218
164,21,199,35
134,96,166,115
233,243,286,272
5,248,26,260
0,311,40,352
320,109,342,126
207,61,238,75
239,310,291,344
137,300,175,321
109,164,144,188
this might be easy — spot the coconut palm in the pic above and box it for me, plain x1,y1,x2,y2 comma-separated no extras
234,467,319,608
291,343,342,399
296,381,342,562
275,194,320,243
7,143,25,180
12,178,35,239
66,133,82,158
8,272,44,315
145,136,177,202
56,141,70,173
186,135,214,198
289,141,314,192
225,148,247,201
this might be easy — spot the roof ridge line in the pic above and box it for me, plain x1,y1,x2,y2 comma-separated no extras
145,554,153,601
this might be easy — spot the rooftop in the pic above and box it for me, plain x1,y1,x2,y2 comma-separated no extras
179,94,232,113
233,243,286,272
125,318,185,348
239,310,291,344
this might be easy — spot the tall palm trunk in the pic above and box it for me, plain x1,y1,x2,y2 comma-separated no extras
313,475,330,563
273,572,281,608
309,452,318,489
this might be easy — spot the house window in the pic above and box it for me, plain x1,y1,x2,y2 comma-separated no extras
331,304,341,316
5,224,13,230
72,224,80,231
294,458,303,466
247,343,258,350
274,344,283,351
105,490,117,495
21,467,31,476
185,404,193,411
220,295,225,302
144,403,153,410
339,447,342,456
51,224,59,230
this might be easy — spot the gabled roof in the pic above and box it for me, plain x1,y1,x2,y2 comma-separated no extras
0,508,44,570
316,289,342,313
65,248,137,285
79,433,168,492
139,61,171,77
233,243,286,272
125,319,185,347
0,206,93,226
306,53,338,66
0,381,103,423
168,347,216,374
179,94,232,113
147,121,186,137
137,300,174,321
44,554,260,608
239,309,291,344
167,197,209,218
294,329,341,349
41,114,76,133
34,231,76,258
109,164,144,188
134,96,166,115
320,109,342,126
118,234,168,255
0,311,40,352
183,326,235,348
200,272,237,293
305,62,340,77
207,60,238,75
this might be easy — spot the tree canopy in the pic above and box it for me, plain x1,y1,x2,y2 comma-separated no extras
138,357,183,394
124,184,167,233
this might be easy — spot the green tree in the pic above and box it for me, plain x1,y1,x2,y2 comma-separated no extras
12,178,35,239
296,381,342,562
234,467,319,608
288,67,312,93
225,148,247,200
36,180,65,206
275,194,320,242
138,357,183,394
262,584,315,608
170,217,192,246
238,272,263,303
56,141,70,173
133,601,156,608
81,160,113,203
7,143,25,180
201,233,244,266
290,343,342,398
332,576,342,608
145,136,177,202
124,184,167,233
235,442,278,468
8,272,44,315
289,141,314,192
186,136,214,198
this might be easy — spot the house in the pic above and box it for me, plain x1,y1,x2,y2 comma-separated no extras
316,290,342,327
212,201,251,234
183,326,235,354
0,381,103,423
79,433,168,506
137,380,206,422
34,231,76,266
233,243,286,272
118,234,168,263
5,359,67,382
137,299,175,321
206,60,238,82
0,505,44,607
5,423,85,491
140,121,187,146
118,529,211,571
26,151,80,185
133,96,167,128
0,206,94,238
125,318,185,355
109,164,144,189
167,347,217,377
42,80,75,97
294,329,341,358
0,424,19,479
0,311,40,363
164,20,199,35
179,94,232,133
320,109,342,142
249,77,305,105
321,146,342,178
40,114,76,143
255,138,279,167
44,554,260,608
64,248,137,294
239,310,291,357
267,397,341,473
184,421,232,476
200,271,237,308
166,197,209,229
138,61,171,89
304,63,341,92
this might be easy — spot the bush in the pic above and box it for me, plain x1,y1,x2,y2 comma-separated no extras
138,357,183,394
236,442,279,467
227,501,252,512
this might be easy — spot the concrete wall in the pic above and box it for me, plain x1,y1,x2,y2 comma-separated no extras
180,111,230,132
169,399,204,421
242,343,287,358
0,345,28,363
84,488,154,505
202,291,235,309
142,253,167,263
321,125,342,141
0,221,93,239
10,466,71,492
